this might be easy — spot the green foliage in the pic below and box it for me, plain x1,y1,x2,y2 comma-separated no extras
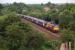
0,4,3,9
5,23,46,50
28,4,44,10
45,40,61,50
61,29,75,42
0,13,20,32
69,21,75,31
0,4,4,15
5,22,31,50
0,13,22,50
1,2,75,50
25,33,45,50
0,13,46,50
5,13,20,24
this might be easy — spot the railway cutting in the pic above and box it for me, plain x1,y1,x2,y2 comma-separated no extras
21,18,60,40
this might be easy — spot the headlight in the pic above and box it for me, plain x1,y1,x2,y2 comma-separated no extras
53,26,59,31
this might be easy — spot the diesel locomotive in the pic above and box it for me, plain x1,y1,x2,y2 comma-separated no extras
19,14,59,33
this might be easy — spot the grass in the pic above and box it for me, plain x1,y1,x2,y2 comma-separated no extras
0,48,8,50
19,45,53,50
0,16,7,20
42,46,53,50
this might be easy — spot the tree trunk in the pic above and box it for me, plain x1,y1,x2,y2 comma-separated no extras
69,42,71,50
57,44,61,50
60,43,66,50
13,47,19,50
65,42,68,50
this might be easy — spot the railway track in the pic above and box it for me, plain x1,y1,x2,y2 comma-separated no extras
21,18,60,40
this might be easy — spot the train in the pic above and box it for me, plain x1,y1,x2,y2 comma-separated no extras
18,14,59,33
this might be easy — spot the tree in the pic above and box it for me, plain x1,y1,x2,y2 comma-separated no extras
45,2,51,7
5,22,32,50
45,40,61,50
61,30,75,50
0,4,3,10
61,30,74,42
0,4,3,15
0,13,20,33
69,21,75,31
25,32,45,50
59,6,74,29
4,22,46,50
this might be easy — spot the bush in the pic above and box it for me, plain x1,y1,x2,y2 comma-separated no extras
25,33,45,50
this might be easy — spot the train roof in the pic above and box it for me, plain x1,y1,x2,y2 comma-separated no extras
33,17,46,23
25,15,46,22
38,19,46,22
19,14,59,25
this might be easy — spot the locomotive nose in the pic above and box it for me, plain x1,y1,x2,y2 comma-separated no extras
53,25,59,33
